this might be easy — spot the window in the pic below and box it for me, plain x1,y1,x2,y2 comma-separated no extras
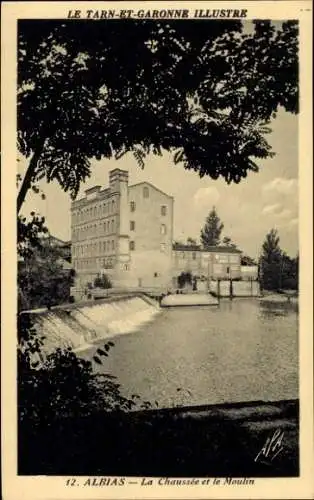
130,201,136,212
112,200,115,212
143,186,149,198
154,272,158,278
111,219,114,232
229,255,239,263
161,224,167,235
130,221,135,231
130,241,135,251
218,254,228,263
112,240,115,251
161,205,167,216
192,252,196,260
227,266,230,274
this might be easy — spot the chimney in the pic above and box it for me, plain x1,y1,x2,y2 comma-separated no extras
109,169,129,194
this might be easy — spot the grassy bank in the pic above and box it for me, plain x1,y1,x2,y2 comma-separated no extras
19,399,298,477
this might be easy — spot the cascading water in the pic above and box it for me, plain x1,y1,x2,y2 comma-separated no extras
30,296,160,355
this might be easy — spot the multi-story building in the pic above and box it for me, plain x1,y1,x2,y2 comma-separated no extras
71,168,174,288
71,168,246,293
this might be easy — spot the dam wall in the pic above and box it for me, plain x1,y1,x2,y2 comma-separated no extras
209,280,260,297
24,295,160,354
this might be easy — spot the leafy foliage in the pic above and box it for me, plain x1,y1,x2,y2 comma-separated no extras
177,271,192,289
18,314,156,429
17,20,298,211
17,212,49,259
222,236,238,248
94,274,112,289
200,206,224,248
241,254,257,266
18,238,75,310
259,229,298,291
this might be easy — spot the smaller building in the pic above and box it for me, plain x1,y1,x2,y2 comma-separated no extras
172,244,242,284
240,265,259,281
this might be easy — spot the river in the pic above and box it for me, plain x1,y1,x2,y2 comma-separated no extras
83,299,298,409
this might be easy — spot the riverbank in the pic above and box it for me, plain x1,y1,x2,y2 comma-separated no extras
19,398,298,476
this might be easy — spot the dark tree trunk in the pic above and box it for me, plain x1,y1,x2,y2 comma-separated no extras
17,139,45,213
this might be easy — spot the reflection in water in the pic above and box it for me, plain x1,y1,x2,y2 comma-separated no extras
84,299,298,409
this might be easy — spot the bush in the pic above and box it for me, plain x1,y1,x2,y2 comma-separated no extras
18,314,152,430
177,272,192,289
94,274,112,289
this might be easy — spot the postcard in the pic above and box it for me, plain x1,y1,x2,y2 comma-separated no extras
1,1,313,499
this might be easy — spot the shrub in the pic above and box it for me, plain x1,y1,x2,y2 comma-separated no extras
94,274,112,289
18,314,152,430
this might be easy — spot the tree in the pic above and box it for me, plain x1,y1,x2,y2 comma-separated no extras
18,212,49,259
18,238,75,310
17,20,298,212
200,206,224,248
94,274,112,289
177,272,192,289
241,254,256,266
259,229,282,290
280,252,298,290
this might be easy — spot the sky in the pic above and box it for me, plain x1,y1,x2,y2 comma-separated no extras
19,107,298,260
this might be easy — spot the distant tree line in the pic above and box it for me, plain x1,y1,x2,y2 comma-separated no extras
259,229,298,291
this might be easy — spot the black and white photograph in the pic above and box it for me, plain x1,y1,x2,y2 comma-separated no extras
1,1,313,498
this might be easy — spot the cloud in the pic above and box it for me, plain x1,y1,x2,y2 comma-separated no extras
262,203,281,215
193,186,220,209
262,177,298,196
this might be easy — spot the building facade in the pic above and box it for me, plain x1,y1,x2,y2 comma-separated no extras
71,168,246,291
71,169,174,288
172,244,242,283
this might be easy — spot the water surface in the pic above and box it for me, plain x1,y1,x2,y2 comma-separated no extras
84,299,298,408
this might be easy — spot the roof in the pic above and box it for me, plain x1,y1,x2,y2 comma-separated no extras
129,181,173,199
85,185,101,194
72,188,111,207
173,244,201,251
173,244,241,254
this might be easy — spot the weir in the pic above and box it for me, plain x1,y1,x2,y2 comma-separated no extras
24,295,160,354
